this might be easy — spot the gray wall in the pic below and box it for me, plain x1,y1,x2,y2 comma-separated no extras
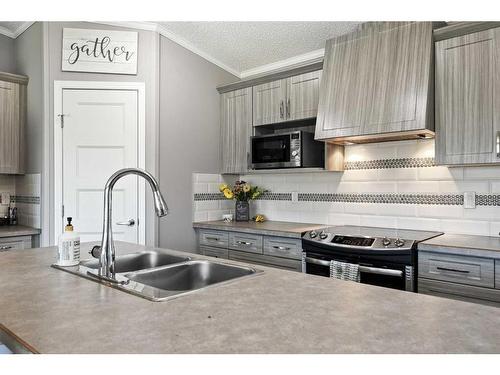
14,22,44,174
158,36,237,252
0,33,15,72
46,22,160,246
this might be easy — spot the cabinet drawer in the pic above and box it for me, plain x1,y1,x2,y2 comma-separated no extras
228,232,263,254
0,236,31,251
200,246,228,259
263,236,302,260
198,230,229,249
419,278,500,307
419,251,494,288
228,250,302,272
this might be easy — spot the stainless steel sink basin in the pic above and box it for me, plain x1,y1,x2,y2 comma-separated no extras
126,260,256,291
80,250,190,273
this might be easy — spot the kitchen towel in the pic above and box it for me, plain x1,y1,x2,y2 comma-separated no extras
330,260,360,282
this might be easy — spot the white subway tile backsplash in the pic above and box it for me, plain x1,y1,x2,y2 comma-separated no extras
417,166,463,181
360,215,398,228
378,168,418,181
440,219,490,236
328,213,361,226
416,205,463,219
341,169,379,181
397,217,442,232
397,181,440,193
464,166,500,180
439,180,490,193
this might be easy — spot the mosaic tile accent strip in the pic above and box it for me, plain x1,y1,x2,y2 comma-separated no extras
258,192,292,201
194,193,225,201
11,195,41,204
344,157,435,170
476,195,500,206
298,193,464,205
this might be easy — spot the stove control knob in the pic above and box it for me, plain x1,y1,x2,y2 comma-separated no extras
292,150,298,157
309,230,318,239
319,231,328,240
382,237,391,247
395,238,405,247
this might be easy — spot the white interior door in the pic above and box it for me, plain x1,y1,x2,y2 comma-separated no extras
61,88,141,243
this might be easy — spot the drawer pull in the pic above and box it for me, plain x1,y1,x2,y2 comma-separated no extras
272,246,291,251
0,245,13,251
436,266,470,274
236,240,252,246
206,236,220,241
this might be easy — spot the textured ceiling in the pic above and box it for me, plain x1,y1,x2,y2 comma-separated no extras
158,22,361,74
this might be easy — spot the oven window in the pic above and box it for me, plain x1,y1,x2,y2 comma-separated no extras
252,135,290,164
360,272,405,290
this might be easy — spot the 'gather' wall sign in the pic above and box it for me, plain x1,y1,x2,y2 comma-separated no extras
62,28,138,75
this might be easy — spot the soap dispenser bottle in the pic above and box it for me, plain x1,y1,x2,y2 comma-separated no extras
57,217,80,266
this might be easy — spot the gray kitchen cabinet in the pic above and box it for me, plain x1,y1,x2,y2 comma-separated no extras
418,250,500,307
252,71,322,127
252,79,287,126
196,228,303,272
315,22,434,142
0,72,28,174
435,27,500,165
220,87,252,174
0,236,33,251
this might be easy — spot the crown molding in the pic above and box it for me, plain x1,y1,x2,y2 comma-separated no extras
0,22,35,39
239,48,325,79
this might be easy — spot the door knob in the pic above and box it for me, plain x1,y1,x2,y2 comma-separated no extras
116,219,135,226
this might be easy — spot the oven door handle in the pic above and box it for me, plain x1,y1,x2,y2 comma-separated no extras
304,257,331,267
305,257,403,277
358,266,403,277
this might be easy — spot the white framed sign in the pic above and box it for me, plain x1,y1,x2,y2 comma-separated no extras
62,28,138,75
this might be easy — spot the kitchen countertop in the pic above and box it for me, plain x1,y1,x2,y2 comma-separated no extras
1,241,500,353
419,233,500,259
0,225,40,238
193,220,327,238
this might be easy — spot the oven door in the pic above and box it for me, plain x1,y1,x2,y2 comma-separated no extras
251,134,296,169
303,252,414,292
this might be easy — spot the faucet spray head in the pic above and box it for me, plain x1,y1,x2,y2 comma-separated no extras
153,190,168,217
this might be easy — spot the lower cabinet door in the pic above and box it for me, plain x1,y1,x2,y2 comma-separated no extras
228,250,302,272
200,246,228,259
419,278,500,308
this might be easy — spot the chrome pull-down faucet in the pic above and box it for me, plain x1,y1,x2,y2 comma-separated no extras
92,168,168,280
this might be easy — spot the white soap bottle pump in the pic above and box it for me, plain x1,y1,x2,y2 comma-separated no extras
57,217,80,266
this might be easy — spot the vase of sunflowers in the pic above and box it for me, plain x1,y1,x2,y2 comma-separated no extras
219,181,266,222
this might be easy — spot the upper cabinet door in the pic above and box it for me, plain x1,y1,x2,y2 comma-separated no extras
0,79,26,174
435,28,500,165
220,87,252,174
316,22,434,141
252,79,287,126
286,70,322,121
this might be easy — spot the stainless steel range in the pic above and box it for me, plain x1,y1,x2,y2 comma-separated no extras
302,226,443,292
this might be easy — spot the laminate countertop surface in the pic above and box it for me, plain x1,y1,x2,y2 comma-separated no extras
193,220,327,238
1,242,500,354
0,225,40,238
419,233,500,259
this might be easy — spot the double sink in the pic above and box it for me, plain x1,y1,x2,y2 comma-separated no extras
54,249,261,302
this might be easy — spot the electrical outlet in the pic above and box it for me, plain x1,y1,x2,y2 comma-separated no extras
464,191,476,209
291,191,298,203
0,192,10,205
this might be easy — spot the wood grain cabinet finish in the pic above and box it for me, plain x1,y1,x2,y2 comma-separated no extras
198,230,229,249
315,22,434,142
0,73,28,174
263,236,302,260
252,79,287,126
228,232,263,254
228,249,302,272
252,71,322,127
496,260,500,289
435,27,500,165
220,87,252,174
0,236,33,251
419,251,495,288
199,245,228,259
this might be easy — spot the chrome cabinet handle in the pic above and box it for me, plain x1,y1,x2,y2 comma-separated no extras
236,240,252,246
436,266,470,274
496,131,500,158
206,236,220,241
116,219,135,226
279,100,284,119
273,245,291,251
0,245,13,251
286,98,290,118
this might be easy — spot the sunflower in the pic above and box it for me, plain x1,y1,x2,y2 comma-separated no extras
222,188,234,199
219,183,228,192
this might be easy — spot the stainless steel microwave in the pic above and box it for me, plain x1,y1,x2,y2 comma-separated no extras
250,131,324,170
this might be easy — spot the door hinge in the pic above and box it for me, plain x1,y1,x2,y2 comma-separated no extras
61,205,64,218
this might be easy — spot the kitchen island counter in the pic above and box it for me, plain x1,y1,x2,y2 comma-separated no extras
0,241,499,354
